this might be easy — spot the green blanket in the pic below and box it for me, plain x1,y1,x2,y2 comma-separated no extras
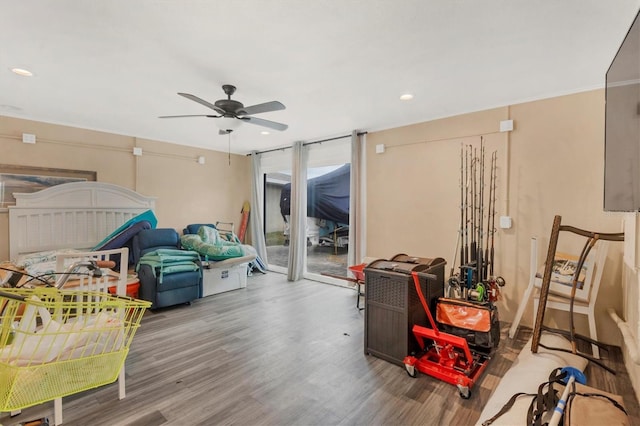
136,249,201,283
180,226,251,261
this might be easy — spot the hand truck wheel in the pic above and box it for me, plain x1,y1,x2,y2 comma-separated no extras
457,384,471,399
404,363,418,378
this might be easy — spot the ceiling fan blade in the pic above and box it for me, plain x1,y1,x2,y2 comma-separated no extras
236,101,285,116
240,116,288,131
159,114,219,118
178,92,226,115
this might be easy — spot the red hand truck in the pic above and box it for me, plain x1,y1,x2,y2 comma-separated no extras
403,271,490,399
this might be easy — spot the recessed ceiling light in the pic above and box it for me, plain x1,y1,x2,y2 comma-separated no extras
261,131,270,135
400,93,414,101
11,67,33,77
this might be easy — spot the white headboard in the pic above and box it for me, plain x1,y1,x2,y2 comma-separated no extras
9,181,156,260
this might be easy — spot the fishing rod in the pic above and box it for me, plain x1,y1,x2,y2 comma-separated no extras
451,144,464,277
478,140,485,283
470,147,477,267
459,143,465,272
484,150,493,279
464,145,471,266
489,151,498,277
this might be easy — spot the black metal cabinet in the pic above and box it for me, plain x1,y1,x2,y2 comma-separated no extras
364,255,445,366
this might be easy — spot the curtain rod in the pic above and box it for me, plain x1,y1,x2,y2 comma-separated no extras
247,131,367,156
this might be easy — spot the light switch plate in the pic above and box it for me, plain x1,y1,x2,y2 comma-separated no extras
22,133,36,144
499,215,512,229
499,120,514,132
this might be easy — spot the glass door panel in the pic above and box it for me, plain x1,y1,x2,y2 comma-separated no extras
261,150,292,273
264,171,291,273
304,139,351,280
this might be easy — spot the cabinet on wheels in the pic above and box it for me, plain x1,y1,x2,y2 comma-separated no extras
364,255,445,366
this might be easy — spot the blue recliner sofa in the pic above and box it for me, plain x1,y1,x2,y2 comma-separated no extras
132,228,202,309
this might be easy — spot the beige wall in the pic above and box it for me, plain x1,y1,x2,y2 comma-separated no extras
2,90,638,394
366,89,625,345
0,115,251,260
0,91,629,348
3,91,637,390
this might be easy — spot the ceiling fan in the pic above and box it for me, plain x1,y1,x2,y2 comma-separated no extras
159,84,288,134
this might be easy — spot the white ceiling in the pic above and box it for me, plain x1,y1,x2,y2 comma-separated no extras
1,1,639,155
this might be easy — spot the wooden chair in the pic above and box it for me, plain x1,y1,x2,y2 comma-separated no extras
510,214,625,370
509,236,609,359
531,239,609,358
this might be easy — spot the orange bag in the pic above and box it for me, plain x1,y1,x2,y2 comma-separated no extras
436,298,492,332
435,298,500,351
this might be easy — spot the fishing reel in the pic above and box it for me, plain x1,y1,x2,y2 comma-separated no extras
448,275,487,302
485,276,506,302
468,281,487,302
467,276,506,303
446,275,462,298
447,272,505,303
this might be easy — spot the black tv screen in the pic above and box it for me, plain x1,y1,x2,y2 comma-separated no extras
605,8,640,211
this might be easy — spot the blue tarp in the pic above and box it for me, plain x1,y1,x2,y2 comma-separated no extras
279,163,350,225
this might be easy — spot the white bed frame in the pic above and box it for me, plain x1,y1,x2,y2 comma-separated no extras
9,181,156,261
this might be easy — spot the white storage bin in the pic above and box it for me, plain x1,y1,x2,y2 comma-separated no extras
202,262,248,297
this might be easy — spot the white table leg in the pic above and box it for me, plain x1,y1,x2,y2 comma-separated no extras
509,237,538,339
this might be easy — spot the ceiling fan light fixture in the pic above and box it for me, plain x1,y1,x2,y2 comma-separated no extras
161,85,287,132
400,93,414,101
216,116,241,131
261,131,270,135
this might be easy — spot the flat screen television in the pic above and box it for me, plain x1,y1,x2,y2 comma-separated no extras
605,8,640,211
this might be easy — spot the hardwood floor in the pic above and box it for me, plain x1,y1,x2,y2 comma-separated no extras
1,272,638,425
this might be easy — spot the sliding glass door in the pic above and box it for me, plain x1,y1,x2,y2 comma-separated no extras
304,138,351,280
258,136,355,283
261,150,292,273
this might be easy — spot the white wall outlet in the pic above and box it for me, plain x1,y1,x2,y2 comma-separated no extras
375,144,385,154
22,133,36,144
499,120,514,132
133,147,143,156
499,215,512,229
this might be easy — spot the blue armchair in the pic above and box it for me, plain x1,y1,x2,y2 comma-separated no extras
132,228,202,309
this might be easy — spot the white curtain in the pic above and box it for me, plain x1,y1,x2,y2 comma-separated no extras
348,131,366,267
250,152,268,265
287,141,308,281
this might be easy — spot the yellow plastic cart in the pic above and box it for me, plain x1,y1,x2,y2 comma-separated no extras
0,287,150,412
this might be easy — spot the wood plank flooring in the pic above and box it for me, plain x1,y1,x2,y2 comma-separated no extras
1,272,638,425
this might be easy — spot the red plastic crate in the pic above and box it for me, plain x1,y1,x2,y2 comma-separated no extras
108,281,140,299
